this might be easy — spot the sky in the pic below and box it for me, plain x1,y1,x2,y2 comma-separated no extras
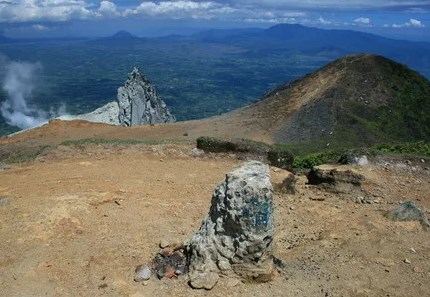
0,0,429,41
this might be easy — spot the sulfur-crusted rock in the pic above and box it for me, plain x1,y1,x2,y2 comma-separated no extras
186,161,275,290
117,67,175,126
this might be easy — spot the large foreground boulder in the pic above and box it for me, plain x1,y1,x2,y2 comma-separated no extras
186,161,275,290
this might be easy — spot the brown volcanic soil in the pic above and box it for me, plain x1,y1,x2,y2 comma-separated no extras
1,142,430,297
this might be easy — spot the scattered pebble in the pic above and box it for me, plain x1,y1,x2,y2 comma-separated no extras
225,277,240,287
404,259,411,264
159,239,169,249
134,265,151,282
0,197,10,207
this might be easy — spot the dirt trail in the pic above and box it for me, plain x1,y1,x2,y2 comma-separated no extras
0,143,429,296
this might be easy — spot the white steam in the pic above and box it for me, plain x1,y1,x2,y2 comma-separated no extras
0,60,66,130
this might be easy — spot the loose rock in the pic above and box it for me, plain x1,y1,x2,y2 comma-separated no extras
388,201,430,230
281,173,296,194
134,265,151,282
307,165,366,195
159,239,169,249
0,197,10,207
153,249,187,279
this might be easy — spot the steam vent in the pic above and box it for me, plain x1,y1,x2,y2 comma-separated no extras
117,67,176,126
186,161,275,290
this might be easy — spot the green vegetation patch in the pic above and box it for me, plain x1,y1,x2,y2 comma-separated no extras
373,141,430,157
196,136,271,155
60,138,158,146
292,151,341,169
267,145,294,170
4,145,51,164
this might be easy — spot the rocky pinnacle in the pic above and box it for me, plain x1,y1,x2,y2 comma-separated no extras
117,67,176,126
186,161,275,290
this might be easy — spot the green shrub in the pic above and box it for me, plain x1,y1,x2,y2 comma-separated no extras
293,151,340,169
373,141,430,157
196,136,271,154
267,146,294,170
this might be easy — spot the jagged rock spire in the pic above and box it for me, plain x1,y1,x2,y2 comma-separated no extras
117,67,176,126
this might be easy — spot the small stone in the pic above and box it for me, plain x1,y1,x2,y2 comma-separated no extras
189,272,219,290
191,147,204,157
404,259,411,264
0,198,10,207
226,277,241,287
165,266,176,278
421,159,425,163
159,248,172,257
134,265,151,282
169,242,183,251
159,239,169,249
413,266,423,273
388,201,430,230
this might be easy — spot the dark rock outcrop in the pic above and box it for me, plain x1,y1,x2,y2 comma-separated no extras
117,67,176,126
307,165,366,196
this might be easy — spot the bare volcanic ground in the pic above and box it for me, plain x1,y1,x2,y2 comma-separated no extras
0,143,429,297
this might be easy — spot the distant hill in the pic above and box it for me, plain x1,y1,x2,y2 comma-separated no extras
223,53,430,149
109,30,138,40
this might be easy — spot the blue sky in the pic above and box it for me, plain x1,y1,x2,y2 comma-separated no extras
0,0,429,41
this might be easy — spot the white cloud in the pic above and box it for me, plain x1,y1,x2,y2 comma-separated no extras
354,17,370,25
244,17,296,24
97,1,120,18
32,24,50,31
232,0,430,10
384,18,425,28
353,17,372,27
0,0,95,22
409,18,424,27
316,17,332,25
124,1,221,19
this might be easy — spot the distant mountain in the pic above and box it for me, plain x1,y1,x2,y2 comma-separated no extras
108,30,138,40
191,28,264,41
192,24,430,78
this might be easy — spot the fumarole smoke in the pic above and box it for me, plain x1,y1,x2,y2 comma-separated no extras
0,61,49,130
